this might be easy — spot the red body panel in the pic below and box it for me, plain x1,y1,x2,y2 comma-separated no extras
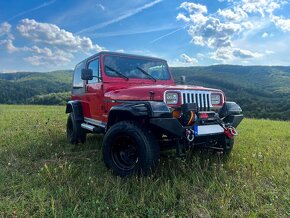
72,52,225,122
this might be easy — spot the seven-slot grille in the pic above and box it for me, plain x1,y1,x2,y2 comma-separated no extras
181,91,212,111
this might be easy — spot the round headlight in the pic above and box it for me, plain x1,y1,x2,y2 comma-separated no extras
165,92,178,104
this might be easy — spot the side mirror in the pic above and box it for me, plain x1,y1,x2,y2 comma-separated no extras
81,69,93,80
181,75,186,85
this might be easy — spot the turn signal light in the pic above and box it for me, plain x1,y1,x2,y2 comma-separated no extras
172,110,181,118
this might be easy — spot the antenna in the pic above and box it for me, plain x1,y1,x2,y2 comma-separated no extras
181,75,186,85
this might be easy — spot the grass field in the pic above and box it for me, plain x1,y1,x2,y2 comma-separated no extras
0,105,289,217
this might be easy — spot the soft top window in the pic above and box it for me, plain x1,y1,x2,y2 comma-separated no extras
73,62,85,88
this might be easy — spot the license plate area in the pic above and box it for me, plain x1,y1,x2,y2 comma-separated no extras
194,124,224,136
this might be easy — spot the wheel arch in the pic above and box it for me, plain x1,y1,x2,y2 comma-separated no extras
65,100,84,121
107,101,172,130
107,103,149,129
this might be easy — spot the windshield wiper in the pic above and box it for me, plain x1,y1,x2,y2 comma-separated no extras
105,65,129,81
136,67,157,82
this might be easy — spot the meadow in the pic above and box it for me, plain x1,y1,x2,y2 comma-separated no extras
0,105,289,217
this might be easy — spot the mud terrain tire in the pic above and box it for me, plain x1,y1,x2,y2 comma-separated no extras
102,121,160,177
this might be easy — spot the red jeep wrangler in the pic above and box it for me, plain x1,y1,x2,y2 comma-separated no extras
66,52,243,176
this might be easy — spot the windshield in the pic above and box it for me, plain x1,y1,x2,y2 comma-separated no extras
104,55,171,80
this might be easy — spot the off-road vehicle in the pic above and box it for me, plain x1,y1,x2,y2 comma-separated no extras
66,52,243,176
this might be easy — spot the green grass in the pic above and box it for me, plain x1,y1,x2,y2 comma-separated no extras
0,105,289,217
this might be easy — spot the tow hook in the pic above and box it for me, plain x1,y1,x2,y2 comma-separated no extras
186,129,195,142
224,126,238,138
215,114,238,138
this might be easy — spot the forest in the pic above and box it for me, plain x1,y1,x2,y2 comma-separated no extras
0,65,290,120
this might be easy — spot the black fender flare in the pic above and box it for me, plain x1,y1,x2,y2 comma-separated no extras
107,101,172,128
219,101,242,118
219,101,244,128
65,100,84,121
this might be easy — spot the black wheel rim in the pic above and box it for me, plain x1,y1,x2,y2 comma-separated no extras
111,135,138,171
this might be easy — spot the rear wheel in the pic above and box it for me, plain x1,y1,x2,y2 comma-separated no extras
66,113,86,144
102,121,160,177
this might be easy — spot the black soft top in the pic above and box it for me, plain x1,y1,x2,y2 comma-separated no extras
76,51,167,67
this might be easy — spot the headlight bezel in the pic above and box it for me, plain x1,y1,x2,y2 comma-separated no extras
210,93,223,106
165,92,179,105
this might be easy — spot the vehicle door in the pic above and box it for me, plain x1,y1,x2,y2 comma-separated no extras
84,57,103,121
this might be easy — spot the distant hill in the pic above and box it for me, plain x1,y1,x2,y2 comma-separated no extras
0,70,72,105
0,66,290,120
171,65,290,120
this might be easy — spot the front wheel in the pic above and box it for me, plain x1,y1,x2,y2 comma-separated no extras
102,121,160,177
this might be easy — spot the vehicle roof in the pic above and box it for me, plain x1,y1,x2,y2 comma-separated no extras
76,51,167,67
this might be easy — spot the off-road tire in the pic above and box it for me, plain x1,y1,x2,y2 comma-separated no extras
102,121,160,177
66,113,86,144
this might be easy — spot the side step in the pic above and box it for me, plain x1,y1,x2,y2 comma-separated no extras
81,123,105,133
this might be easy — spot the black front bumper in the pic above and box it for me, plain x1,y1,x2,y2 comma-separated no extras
150,114,244,138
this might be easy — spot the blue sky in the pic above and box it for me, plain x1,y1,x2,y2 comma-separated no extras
1,0,290,72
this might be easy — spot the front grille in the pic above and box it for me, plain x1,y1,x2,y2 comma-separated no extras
181,91,212,111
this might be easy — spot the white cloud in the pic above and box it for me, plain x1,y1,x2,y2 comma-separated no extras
1,38,73,66
0,22,11,36
217,8,248,21
232,48,263,58
210,47,233,60
180,53,198,65
177,2,242,51
189,13,208,25
187,17,241,48
211,47,263,61
271,15,290,31
177,2,208,25
241,21,254,29
17,19,103,53
169,53,199,67
0,39,30,53
24,49,73,66
241,0,282,16
176,13,190,22
0,19,105,67
262,32,268,38
0,22,19,53
6,40,25,53
176,0,288,62
179,2,207,14
31,45,53,56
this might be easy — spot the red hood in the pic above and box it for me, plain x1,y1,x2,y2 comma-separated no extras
104,84,223,101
